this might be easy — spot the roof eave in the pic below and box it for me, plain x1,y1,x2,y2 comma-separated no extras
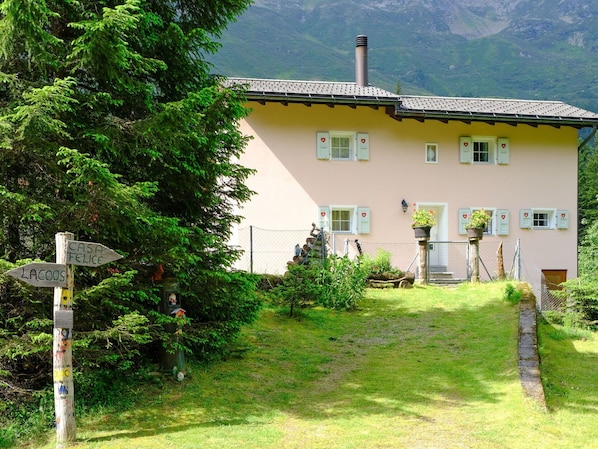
244,93,400,108
240,90,598,128
394,110,598,129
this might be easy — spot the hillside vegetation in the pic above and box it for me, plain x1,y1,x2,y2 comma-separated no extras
210,0,598,111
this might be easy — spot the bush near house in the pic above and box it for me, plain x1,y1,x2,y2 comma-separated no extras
269,256,369,315
558,218,598,329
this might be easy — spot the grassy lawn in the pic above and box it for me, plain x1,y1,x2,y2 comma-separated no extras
24,282,598,449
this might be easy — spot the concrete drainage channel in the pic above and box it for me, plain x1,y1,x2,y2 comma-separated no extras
518,284,547,410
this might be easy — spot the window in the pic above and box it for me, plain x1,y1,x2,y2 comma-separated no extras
331,209,351,232
533,210,555,229
460,136,508,164
520,208,557,229
331,135,352,160
459,207,509,235
473,208,495,235
473,141,489,162
425,143,438,163
533,212,548,228
318,206,370,234
472,138,494,164
316,132,369,161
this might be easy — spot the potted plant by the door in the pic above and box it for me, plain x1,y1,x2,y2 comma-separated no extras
465,209,490,240
411,207,436,239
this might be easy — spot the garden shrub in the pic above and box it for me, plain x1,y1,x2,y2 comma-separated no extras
318,255,369,310
271,256,368,315
560,277,598,330
361,248,403,278
270,263,324,316
503,283,523,304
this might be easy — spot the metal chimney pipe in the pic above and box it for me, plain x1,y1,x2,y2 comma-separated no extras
355,35,368,87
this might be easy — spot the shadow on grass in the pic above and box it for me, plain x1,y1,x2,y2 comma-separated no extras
82,285,597,444
538,318,598,414
83,418,251,443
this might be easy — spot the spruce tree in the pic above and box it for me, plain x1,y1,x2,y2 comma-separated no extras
0,0,259,404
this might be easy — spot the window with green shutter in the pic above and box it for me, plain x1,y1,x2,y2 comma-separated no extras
316,131,369,161
318,206,370,234
459,136,508,165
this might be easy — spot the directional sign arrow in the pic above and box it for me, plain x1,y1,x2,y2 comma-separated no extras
66,240,123,267
6,263,68,287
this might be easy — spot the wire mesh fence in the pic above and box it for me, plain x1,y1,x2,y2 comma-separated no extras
478,239,521,282
539,273,567,312
232,226,313,275
233,226,521,284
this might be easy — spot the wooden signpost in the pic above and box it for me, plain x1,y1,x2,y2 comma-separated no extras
6,263,68,288
7,232,122,448
66,240,122,267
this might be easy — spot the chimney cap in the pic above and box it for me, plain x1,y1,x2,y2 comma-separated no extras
356,35,368,47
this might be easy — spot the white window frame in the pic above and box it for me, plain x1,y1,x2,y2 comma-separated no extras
331,206,355,233
532,208,557,229
330,131,355,161
472,137,496,164
425,143,438,163
472,207,496,235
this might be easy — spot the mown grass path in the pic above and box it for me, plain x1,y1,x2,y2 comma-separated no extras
30,283,598,449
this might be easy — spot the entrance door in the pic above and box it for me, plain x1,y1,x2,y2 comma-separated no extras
427,205,447,271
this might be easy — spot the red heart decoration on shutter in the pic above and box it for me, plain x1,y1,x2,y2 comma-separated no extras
362,212,367,217
524,213,529,218
561,213,566,218
321,211,326,217
462,214,468,219
463,142,469,147
501,214,506,219
501,143,506,148
361,138,366,144
321,137,326,143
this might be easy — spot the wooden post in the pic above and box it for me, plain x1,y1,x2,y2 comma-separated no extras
6,233,121,448
469,238,480,282
53,232,76,447
497,241,505,280
417,239,428,284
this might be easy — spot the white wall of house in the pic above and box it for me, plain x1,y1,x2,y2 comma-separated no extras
236,101,579,295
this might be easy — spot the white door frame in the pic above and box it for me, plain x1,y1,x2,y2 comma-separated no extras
417,202,448,269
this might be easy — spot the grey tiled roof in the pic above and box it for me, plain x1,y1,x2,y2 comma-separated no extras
399,95,598,125
226,77,598,127
225,77,399,105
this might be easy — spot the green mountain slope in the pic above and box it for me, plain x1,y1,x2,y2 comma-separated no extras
209,0,598,111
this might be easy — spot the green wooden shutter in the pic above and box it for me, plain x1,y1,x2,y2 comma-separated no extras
318,206,331,232
458,208,471,235
356,133,370,161
316,132,331,159
556,209,569,229
459,137,472,163
356,207,370,234
497,138,510,164
520,209,532,229
497,209,509,235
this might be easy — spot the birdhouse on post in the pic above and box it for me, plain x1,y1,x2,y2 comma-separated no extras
160,277,186,380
